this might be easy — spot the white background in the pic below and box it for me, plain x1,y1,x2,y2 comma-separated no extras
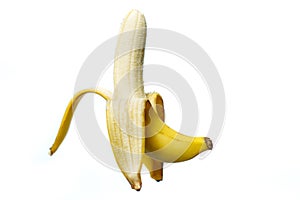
1,0,300,199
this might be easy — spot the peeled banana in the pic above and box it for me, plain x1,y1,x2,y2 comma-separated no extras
49,9,212,191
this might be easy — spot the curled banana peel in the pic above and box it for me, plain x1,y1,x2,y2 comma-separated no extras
49,88,111,156
49,9,212,191
145,93,212,163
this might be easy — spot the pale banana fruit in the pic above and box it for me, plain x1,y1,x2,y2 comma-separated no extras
49,9,212,191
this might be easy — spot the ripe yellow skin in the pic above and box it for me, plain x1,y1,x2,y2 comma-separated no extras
145,94,212,163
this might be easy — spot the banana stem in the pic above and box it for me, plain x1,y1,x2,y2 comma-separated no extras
49,88,112,156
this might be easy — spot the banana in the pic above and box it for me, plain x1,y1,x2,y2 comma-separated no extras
49,9,212,191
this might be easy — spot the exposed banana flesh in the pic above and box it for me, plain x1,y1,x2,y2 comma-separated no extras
49,9,212,191
106,9,147,190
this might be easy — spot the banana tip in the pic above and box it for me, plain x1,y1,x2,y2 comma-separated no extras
48,148,54,156
205,137,213,150
131,183,142,191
